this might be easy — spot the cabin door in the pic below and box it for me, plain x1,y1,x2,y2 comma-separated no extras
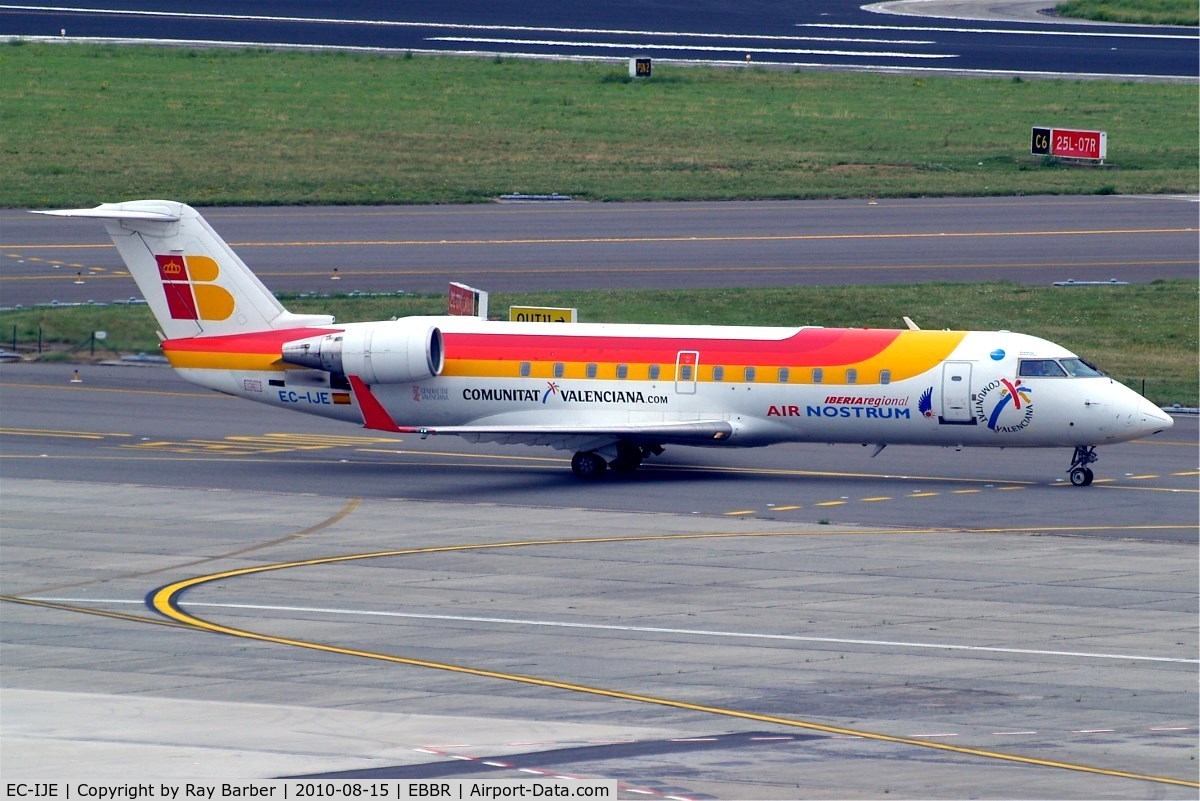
940,362,973,423
675,350,699,394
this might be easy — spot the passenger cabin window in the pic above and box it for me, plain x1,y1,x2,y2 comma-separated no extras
679,364,693,381
586,363,598,379
520,362,531,377
1060,358,1103,377
812,368,824,384
744,366,756,382
553,362,565,378
845,368,858,384
778,367,790,383
649,364,661,380
1019,359,1067,378
712,366,725,382
879,369,891,385
616,364,628,380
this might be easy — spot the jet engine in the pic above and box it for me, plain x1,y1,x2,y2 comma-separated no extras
281,318,444,384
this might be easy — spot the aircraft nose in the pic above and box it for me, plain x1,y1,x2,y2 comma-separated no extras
1134,398,1173,435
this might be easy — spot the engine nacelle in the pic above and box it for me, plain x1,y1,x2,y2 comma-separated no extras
282,318,444,384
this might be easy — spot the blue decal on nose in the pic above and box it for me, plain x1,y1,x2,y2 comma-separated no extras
990,349,1006,361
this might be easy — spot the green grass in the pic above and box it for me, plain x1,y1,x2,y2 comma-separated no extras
1,44,1196,208
3,280,1195,406
1056,0,1198,26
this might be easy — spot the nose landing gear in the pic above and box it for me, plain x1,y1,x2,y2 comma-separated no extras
1068,445,1098,486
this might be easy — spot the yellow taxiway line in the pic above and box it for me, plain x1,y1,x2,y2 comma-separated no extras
143,527,1197,790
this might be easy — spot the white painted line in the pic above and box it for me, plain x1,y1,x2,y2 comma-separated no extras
797,21,1195,40
0,5,891,40
34,596,1198,664
426,36,957,60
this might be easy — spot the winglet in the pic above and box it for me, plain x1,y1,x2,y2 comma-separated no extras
347,375,402,433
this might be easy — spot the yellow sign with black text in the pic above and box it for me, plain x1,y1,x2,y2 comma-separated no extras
509,305,577,323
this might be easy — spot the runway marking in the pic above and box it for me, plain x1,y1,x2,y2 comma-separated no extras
6,231,1194,253
0,595,195,630
10,5,1192,43
0,381,219,399
2,258,1193,286
145,527,1198,789
6,497,362,597
0,426,132,440
1094,484,1199,493
798,21,1197,41
50,597,1188,665
122,433,402,455
427,35,956,60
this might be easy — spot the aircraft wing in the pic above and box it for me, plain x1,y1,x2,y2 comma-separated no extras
347,376,733,452
395,421,734,453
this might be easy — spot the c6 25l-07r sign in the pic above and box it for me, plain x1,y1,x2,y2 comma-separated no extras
1031,126,1107,161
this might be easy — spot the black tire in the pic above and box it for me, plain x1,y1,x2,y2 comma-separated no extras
610,442,643,474
571,451,608,479
1069,466,1093,486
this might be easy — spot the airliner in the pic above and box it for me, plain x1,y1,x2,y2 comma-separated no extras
38,200,1173,484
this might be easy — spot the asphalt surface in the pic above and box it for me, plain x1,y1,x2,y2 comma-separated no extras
1,388,1196,795
1,362,1195,536
1,360,1195,797
4,195,1198,305
1,0,1196,79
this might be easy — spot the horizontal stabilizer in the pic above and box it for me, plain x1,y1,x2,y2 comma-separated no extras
33,206,181,223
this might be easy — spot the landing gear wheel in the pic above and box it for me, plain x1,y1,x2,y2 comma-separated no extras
1067,445,1099,486
610,442,643,474
571,451,608,479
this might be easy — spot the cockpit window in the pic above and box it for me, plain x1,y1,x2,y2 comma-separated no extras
1060,358,1104,377
1018,359,1067,377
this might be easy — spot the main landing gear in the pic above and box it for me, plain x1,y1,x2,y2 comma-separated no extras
1068,445,1098,487
571,441,658,479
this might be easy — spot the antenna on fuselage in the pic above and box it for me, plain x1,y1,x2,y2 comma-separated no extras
902,316,920,331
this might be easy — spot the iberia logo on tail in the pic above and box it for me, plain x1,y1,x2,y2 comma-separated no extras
155,254,235,321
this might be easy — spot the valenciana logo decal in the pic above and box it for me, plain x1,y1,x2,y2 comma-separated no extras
975,378,1034,432
461,382,669,405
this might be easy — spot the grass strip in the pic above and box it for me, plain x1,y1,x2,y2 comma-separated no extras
2,44,1197,208
1055,0,1198,26
3,280,1194,406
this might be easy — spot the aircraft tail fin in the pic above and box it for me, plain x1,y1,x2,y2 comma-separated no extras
34,200,332,340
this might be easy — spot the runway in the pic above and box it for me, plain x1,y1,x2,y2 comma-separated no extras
1,362,1197,796
2,0,1196,79
3,195,1198,306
